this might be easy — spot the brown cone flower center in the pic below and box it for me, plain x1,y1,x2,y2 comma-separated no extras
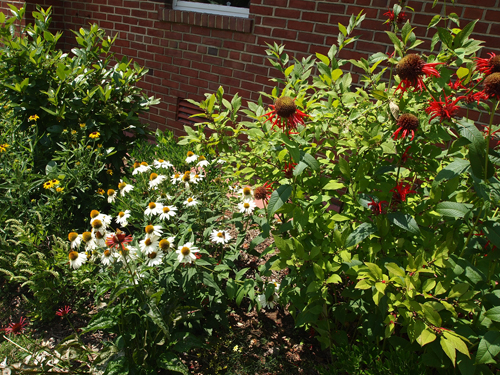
69,251,79,261
145,225,154,234
68,232,78,242
82,232,92,242
397,114,419,132
274,96,297,118
159,239,170,250
484,73,500,99
395,54,425,81
181,246,190,256
491,55,500,74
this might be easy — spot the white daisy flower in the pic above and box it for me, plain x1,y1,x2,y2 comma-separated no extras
139,236,159,255
118,246,139,262
116,210,131,226
118,180,134,196
144,202,164,216
183,197,199,207
93,213,112,228
68,232,81,249
91,218,107,236
107,189,117,203
68,251,87,269
159,236,175,252
92,229,108,248
210,229,232,244
81,231,98,251
257,293,278,309
132,163,151,175
145,224,163,238
238,186,254,202
185,151,198,163
101,249,116,266
216,159,226,164
196,156,210,168
271,279,280,292
190,172,204,184
238,201,256,215
154,159,173,169
171,172,182,185
176,242,199,264
145,250,164,266
159,205,177,220
149,173,167,189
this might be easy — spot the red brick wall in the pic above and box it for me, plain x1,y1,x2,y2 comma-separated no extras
3,0,500,131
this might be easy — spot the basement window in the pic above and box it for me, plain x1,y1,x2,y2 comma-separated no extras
177,99,207,126
172,0,250,18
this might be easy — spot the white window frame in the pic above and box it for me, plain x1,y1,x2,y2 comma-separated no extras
172,0,250,18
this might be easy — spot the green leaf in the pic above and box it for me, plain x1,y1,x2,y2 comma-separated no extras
428,15,441,29
436,201,471,218
267,185,292,221
302,153,319,171
433,159,470,187
338,157,350,179
454,20,478,49
441,335,457,366
338,23,347,36
476,331,500,364
422,303,442,327
437,27,453,48
456,67,469,79
417,328,437,347
385,262,405,278
292,161,308,177
448,283,469,298
316,53,330,65
323,180,344,190
387,212,420,234
326,274,342,284
484,306,500,322
345,222,377,248
483,221,500,249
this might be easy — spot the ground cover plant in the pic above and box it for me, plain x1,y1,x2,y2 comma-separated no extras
2,1,500,374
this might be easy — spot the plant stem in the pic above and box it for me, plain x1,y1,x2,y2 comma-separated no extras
484,100,499,183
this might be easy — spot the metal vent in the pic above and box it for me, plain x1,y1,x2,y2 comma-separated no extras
177,99,206,126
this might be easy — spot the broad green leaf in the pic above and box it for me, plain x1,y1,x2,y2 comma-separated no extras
483,221,500,249
417,328,437,347
433,159,470,187
316,53,330,65
326,274,342,284
385,262,405,278
302,153,320,170
456,67,469,79
448,283,469,298
387,212,420,234
422,303,442,327
428,15,441,29
484,306,500,322
323,180,344,190
436,201,471,218
267,185,292,221
345,222,377,248
476,331,500,364
338,157,350,179
292,161,308,177
454,19,478,49
443,331,470,358
355,279,373,290
441,335,457,366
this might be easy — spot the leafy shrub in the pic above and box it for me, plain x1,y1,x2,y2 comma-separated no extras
181,6,500,373
0,5,159,173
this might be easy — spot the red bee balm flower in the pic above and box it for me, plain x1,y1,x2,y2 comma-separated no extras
254,181,274,202
3,317,28,335
475,53,500,76
395,54,444,93
390,181,416,203
368,198,388,215
106,229,133,250
263,96,309,133
393,113,419,141
56,306,72,317
425,95,463,123
383,9,407,24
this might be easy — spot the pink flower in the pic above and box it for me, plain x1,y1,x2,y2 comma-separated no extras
56,306,72,317
2,317,28,335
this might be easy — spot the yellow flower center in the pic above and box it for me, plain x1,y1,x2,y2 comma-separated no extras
148,252,157,259
140,162,148,166
244,203,250,209
187,198,193,203
104,250,111,257
243,187,252,196
158,159,164,163
187,151,194,157
145,238,152,246
68,232,78,242
92,219,103,229
217,232,224,238
145,225,154,234
163,207,170,213
174,173,180,179
133,162,140,169
118,182,127,190
118,211,125,218
148,202,156,209
95,231,104,239
181,246,190,256
159,239,170,250
90,210,100,218
107,189,115,196
150,173,158,181
68,251,79,261
198,156,206,161
82,232,92,242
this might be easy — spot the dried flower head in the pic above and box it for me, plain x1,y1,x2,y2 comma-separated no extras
483,73,500,101
395,54,443,93
263,96,309,133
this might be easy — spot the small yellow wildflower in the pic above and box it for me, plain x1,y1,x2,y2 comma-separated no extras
71,130,77,135
97,144,102,148
0,144,9,153
51,179,60,185
28,114,39,122
79,123,86,128
89,131,100,139
107,169,113,175
43,181,53,189
56,187,64,193
97,188,105,195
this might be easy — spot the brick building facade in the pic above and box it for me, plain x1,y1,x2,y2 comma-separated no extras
1,0,500,132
